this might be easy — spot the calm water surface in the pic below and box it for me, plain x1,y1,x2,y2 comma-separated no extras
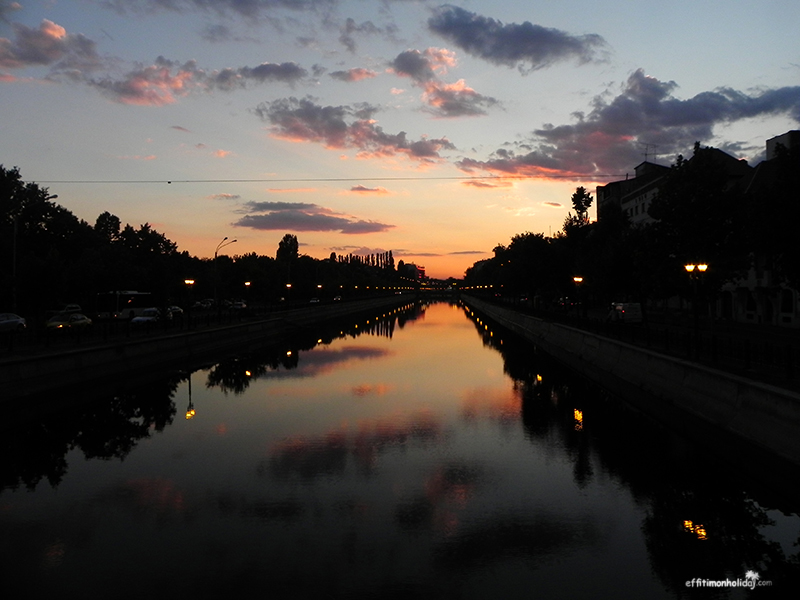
2,301,798,598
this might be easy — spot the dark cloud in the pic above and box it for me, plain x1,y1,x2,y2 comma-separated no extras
389,48,499,118
329,67,377,82
339,17,388,53
87,56,307,104
428,5,608,73
100,0,336,19
390,49,438,83
349,185,388,194
254,96,456,162
210,61,307,89
233,200,394,234
240,201,318,211
421,79,499,118
0,1,21,24
0,19,103,72
457,69,800,177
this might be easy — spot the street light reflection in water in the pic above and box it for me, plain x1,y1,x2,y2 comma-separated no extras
1,301,798,598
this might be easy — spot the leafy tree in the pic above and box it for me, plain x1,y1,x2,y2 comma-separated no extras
562,186,594,236
276,233,299,262
94,211,121,243
1,164,95,311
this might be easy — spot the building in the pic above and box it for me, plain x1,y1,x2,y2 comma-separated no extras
598,131,800,327
720,130,800,327
596,161,669,225
766,130,800,160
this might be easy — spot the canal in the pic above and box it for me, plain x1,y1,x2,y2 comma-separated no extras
1,301,797,598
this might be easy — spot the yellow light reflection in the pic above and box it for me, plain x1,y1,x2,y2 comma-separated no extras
683,520,708,540
573,408,583,431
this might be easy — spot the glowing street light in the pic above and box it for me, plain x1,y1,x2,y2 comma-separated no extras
573,276,585,317
684,263,708,274
684,263,709,358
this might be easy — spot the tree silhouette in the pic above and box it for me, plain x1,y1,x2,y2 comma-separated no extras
276,233,299,262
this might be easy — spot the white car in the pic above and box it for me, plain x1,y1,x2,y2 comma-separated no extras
0,313,26,332
131,308,161,324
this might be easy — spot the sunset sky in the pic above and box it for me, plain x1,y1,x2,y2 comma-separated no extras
2,1,799,278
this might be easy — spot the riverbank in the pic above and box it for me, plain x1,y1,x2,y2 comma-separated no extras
1,295,411,399
463,295,800,469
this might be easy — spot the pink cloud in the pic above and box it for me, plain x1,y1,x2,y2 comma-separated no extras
329,67,377,82
461,179,513,188
0,19,100,71
349,185,389,194
389,48,498,117
255,97,455,164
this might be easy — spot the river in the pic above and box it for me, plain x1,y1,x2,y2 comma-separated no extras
1,301,797,598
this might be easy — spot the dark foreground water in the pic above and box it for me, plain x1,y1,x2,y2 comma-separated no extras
1,301,798,599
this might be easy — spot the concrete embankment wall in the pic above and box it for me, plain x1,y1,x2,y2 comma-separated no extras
464,296,800,467
2,296,410,399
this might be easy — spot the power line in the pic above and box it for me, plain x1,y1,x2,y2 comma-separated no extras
30,173,626,185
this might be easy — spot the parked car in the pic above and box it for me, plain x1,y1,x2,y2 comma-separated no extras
46,313,92,330
166,305,184,317
0,313,26,332
309,298,320,304
131,308,162,324
607,302,643,323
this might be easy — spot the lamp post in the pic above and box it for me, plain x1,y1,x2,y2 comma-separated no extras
214,236,237,319
573,276,584,317
184,279,195,326
684,263,708,358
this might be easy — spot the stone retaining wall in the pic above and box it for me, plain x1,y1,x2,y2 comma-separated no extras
465,296,800,467
2,296,410,399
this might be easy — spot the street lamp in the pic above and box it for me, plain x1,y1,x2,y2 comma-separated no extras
573,276,584,316
684,263,708,358
214,236,237,318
